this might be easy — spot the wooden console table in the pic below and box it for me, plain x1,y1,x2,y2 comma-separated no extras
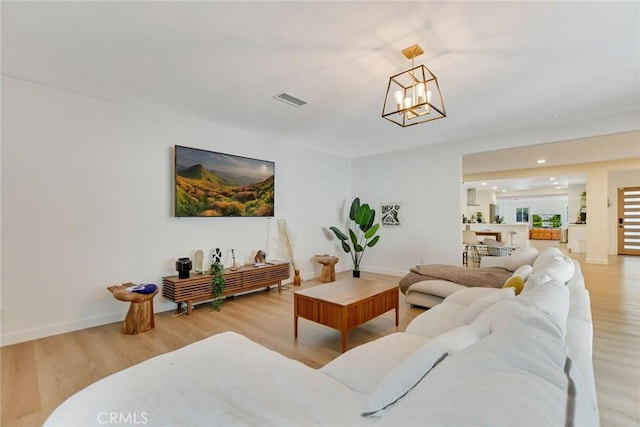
162,262,290,315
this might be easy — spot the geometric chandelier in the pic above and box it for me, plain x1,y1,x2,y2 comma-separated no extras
382,44,446,127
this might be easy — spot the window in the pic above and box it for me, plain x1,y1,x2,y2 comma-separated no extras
516,207,529,223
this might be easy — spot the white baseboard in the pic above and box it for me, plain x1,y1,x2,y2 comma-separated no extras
1,311,126,347
335,265,405,277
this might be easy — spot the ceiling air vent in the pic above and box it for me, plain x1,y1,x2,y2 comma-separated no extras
273,92,307,108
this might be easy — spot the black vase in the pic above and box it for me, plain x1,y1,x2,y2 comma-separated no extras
352,270,361,278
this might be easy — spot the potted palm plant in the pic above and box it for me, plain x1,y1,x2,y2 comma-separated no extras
329,197,381,278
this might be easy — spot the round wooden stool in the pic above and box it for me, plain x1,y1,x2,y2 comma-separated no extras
107,283,159,335
314,255,339,283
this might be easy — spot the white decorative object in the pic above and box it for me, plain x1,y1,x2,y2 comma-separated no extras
230,249,238,271
211,248,222,265
193,249,205,274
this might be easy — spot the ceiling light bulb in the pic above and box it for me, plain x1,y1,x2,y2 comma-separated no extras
404,97,412,109
537,159,546,164
394,90,404,109
416,83,426,103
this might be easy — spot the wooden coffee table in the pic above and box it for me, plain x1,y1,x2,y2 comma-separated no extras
293,278,399,352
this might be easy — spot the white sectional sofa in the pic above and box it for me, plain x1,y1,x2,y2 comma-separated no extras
46,247,598,426
402,246,541,308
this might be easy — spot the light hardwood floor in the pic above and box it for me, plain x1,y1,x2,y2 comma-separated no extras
1,247,639,426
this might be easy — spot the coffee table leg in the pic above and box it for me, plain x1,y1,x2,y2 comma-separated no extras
341,307,348,352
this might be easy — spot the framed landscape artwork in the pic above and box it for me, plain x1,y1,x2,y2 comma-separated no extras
174,145,275,217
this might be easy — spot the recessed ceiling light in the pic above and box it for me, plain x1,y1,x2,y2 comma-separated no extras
537,159,546,164
492,186,497,190
501,189,507,192
481,182,487,185
549,177,556,180
554,182,559,185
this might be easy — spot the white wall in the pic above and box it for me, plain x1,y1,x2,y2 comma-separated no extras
0,76,350,345
350,143,463,276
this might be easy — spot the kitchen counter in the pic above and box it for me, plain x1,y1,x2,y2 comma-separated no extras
463,223,530,247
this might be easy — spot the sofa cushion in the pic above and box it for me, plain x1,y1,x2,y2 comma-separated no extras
532,247,575,283
512,264,533,280
364,350,448,417
378,320,574,426
405,303,466,337
320,332,428,395
502,275,525,295
365,324,490,415
518,277,570,336
421,322,490,353
472,299,545,333
405,292,445,309
502,264,533,295
459,287,515,325
442,287,503,306
406,280,466,299
479,246,539,271
524,271,553,289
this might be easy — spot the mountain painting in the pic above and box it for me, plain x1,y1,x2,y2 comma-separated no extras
175,145,275,217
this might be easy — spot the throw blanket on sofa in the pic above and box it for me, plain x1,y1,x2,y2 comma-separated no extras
398,265,512,294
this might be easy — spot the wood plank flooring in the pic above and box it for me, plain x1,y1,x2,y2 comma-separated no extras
1,249,638,426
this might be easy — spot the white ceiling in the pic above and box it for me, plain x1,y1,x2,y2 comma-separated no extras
2,1,639,164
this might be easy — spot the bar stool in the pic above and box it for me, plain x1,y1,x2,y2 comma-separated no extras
462,230,480,267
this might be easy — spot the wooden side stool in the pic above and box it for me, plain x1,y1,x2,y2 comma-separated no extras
107,283,159,334
314,255,339,283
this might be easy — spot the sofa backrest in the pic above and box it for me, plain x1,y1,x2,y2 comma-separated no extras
479,246,539,271
531,247,576,282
